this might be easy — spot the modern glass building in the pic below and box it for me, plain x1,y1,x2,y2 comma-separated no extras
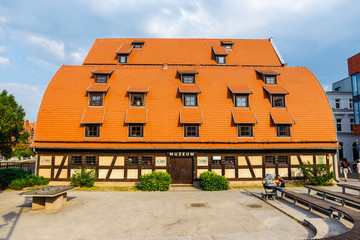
349,53,360,135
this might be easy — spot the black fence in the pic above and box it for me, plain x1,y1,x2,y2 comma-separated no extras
0,161,36,174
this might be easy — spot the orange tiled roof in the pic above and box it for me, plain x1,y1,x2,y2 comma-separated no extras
256,69,280,75
180,109,203,124
33,38,337,150
127,84,150,93
228,85,253,94
116,44,133,54
263,85,289,94
125,109,147,124
212,45,228,55
178,85,201,93
86,83,110,92
81,108,105,124
91,68,115,75
232,110,257,124
83,38,282,66
178,68,199,75
270,110,295,124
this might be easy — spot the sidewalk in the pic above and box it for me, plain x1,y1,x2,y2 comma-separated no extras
0,189,311,240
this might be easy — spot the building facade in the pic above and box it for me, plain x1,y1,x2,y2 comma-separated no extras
326,77,357,164
32,38,338,184
349,53,360,135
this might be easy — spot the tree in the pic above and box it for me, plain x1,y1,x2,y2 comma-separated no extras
0,90,29,159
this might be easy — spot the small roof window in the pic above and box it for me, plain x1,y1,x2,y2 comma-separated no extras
178,68,199,84
256,69,280,84
212,46,228,65
220,40,235,50
131,40,145,49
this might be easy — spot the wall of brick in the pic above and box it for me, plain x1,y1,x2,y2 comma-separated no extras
353,125,360,136
348,53,360,76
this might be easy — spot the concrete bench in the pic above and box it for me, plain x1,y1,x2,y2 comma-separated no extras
314,205,360,239
279,189,333,217
337,183,360,195
305,185,360,207
22,186,76,211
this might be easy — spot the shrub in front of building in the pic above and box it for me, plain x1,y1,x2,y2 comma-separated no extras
298,162,335,186
0,168,28,189
70,167,97,188
199,171,229,191
139,171,172,191
8,174,49,190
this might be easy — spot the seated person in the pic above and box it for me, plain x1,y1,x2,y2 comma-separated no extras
274,176,285,196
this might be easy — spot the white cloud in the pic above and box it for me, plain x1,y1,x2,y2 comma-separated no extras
0,83,46,121
0,45,5,52
27,35,65,59
0,16,7,23
0,56,10,65
69,48,87,64
27,57,59,71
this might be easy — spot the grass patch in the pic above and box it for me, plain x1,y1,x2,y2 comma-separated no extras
74,186,140,191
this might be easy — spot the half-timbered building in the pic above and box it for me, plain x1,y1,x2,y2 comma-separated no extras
32,38,338,184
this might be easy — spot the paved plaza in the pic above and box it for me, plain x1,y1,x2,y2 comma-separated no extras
1,188,313,240
1,176,360,240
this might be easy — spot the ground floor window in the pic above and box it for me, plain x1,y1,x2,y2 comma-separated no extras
70,156,98,167
264,155,289,167
127,156,153,168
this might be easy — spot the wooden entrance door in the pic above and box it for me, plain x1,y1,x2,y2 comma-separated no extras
170,158,193,184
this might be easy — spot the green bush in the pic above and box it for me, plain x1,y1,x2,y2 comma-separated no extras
70,167,97,188
139,171,172,191
0,168,28,190
298,162,335,186
8,178,28,190
199,171,229,191
8,174,50,190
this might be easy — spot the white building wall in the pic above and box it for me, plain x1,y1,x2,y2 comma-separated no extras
326,91,358,165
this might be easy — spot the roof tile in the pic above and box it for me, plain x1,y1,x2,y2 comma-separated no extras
127,84,150,93
125,108,147,124
179,85,201,93
81,108,105,124
232,110,257,124
270,110,295,124
228,85,252,94
263,85,289,94
116,44,133,54
86,83,110,92
212,45,228,55
180,109,203,124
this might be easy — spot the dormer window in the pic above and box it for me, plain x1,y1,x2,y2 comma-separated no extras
91,68,114,84
216,56,226,64
212,46,228,65
255,69,280,84
263,85,289,108
235,95,248,107
116,44,133,64
89,93,103,106
179,85,201,107
131,94,144,106
96,75,107,83
220,40,235,50
177,69,198,84
132,40,145,49
227,85,253,108
270,111,295,138
183,75,195,84
127,84,150,107
265,76,276,84
272,95,285,107
184,94,197,107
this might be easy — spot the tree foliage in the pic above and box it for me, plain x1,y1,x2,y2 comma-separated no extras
0,90,28,158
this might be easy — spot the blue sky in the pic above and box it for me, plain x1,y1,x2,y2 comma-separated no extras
0,0,360,121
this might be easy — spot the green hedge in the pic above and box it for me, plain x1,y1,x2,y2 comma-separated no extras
199,171,229,191
0,168,28,190
8,174,49,190
70,167,97,188
139,171,172,191
298,162,334,186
